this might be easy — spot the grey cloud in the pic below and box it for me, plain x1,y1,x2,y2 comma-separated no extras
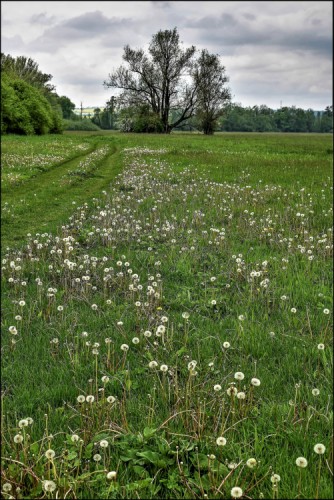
185,12,332,58
150,1,171,8
242,13,256,21
1,35,25,53
26,11,135,53
30,12,57,25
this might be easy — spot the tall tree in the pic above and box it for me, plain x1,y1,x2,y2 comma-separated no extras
1,53,55,93
104,28,211,133
194,49,231,135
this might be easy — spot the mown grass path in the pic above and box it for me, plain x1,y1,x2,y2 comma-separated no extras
2,137,123,247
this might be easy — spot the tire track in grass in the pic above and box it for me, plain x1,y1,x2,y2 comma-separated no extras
2,138,124,248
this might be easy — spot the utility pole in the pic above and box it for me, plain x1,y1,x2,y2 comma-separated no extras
80,101,83,120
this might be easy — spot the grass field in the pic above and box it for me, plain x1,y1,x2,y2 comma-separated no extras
1,131,333,499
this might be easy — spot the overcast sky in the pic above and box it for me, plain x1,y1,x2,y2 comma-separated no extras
1,1,332,110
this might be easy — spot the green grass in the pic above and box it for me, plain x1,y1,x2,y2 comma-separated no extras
1,131,333,499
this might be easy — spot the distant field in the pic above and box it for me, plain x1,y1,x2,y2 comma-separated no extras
1,132,333,499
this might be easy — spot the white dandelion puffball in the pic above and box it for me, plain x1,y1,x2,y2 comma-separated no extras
120,344,129,351
86,395,95,403
160,364,168,372
107,471,117,480
216,436,227,446
77,395,85,403
43,480,57,492
107,396,116,404
45,449,56,460
100,440,109,448
271,473,281,483
223,341,230,348
251,378,261,386
296,457,308,468
14,434,23,443
214,384,222,392
231,486,243,498
314,443,326,455
246,458,257,468
148,360,158,369
234,372,245,381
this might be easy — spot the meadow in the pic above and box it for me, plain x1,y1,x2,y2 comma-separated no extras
1,131,333,499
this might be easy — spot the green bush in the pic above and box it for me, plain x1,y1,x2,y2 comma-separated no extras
62,119,101,131
1,74,63,135
1,75,34,134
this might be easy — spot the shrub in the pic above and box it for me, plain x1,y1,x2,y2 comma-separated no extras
62,119,102,131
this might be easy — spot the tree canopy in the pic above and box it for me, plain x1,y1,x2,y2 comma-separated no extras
104,28,231,134
1,53,64,135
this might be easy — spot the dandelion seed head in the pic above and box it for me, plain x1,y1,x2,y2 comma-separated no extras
314,443,326,454
231,486,243,498
216,436,227,446
295,457,308,468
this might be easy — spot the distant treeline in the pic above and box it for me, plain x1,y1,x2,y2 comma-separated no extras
216,104,333,133
87,103,333,134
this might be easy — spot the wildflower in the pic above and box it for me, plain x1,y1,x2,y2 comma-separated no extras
9,326,17,335
149,361,158,369
317,343,325,350
271,473,281,483
100,440,109,448
323,309,330,314
132,337,140,344
251,378,261,386
314,443,326,454
155,325,166,337
246,458,257,468
2,483,12,493
231,486,243,498
295,457,308,468
57,305,63,312
234,372,245,381
214,384,222,392
14,434,23,444
15,315,22,321
92,348,99,355
71,434,80,442
18,419,29,428
161,316,168,323
19,300,26,307
216,436,227,446
45,449,56,460
144,330,152,338
291,308,297,313
312,388,320,396
160,364,168,372
211,300,217,305
26,417,33,425
238,315,245,321
237,391,246,399
101,376,109,383
223,341,230,349
135,301,141,307
120,344,129,352
107,471,117,480
227,386,238,396
182,312,190,319
86,395,95,403
43,480,57,492
77,395,85,403
91,304,98,310
93,454,102,462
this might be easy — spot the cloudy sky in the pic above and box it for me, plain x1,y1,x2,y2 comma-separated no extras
2,1,332,110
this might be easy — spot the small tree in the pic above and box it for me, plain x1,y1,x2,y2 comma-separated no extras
194,49,231,135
